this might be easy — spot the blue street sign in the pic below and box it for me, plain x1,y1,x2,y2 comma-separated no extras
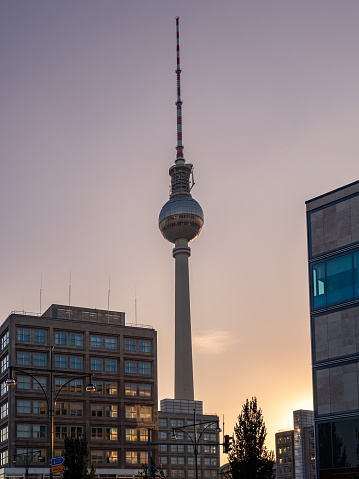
51,457,64,466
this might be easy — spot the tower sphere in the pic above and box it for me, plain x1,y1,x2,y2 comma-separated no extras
159,195,204,244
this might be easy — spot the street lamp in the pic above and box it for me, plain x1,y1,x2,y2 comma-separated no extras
12,442,45,479
171,409,221,479
6,346,96,479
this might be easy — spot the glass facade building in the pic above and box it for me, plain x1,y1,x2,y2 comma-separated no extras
306,180,359,479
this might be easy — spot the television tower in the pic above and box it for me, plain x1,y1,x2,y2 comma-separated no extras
159,17,204,401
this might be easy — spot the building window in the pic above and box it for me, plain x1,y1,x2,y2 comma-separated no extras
106,428,118,441
139,340,150,353
17,424,31,438
139,428,147,442
126,428,137,441
17,400,31,414
55,332,67,345
106,451,118,464
92,405,103,417
18,329,30,342
0,450,8,466
33,400,46,415
126,451,138,464
0,403,8,419
91,451,103,464
93,381,103,394
70,333,83,347
139,362,151,375
33,376,47,391
139,384,151,397
17,352,30,366
33,354,46,367
55,402,67,415
70,380,83,393
55,379,67,393
0,381,7,396
105,337,117,350
105,360,117,372
0,356,8,374
90,358,102,371
139,452,147,464
159,456,167,465
91,336,102,348
33,425,46,439
312,251,359,308
125,383,137,396
1,332,9,350
125,339,136,351
70,402,83,416
0,427,8,442
34,330,46,343
70,356,83,370
159,431,167,440
91,428,102,439
125,406,137,419
159,418,167,427
55,355,67,368
125,361,137,374
70,427,83,438
55,426,67,439
139,406,152,420
105,404,118,418
105,382,117,395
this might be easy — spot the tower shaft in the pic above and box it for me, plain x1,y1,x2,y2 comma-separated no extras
173,238,194,400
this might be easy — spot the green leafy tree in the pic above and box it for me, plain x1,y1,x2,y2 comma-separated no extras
138,458,166,479
228,397,274,479
62,436,95,479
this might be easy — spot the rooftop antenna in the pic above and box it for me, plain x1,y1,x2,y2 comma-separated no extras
107,276,111,324
40,273,42,315
68,270,72,320
175,16,184,164
135,287,138,325
22,296,25,314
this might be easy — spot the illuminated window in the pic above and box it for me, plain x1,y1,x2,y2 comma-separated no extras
107,451,118,463
105,404,118,418
106,382,117,395
139,384,151,397
33,401,46,415
125,406,137,419
125,383,137,396
126,451,137,464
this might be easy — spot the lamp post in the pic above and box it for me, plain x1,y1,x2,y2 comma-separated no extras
171,409,221,479
6,346,96,479
13,442,44,479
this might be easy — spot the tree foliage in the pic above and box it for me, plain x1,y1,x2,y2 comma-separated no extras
228,397,274,479
62,436,95,479
138,458,166,479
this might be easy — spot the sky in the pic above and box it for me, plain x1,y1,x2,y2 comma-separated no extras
1,0,359,461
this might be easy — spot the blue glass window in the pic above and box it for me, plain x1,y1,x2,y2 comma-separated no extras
17,353,30,366
312,251,359,308
55,332,67,345
91,336,102,349
17,329,30,342
105,337,117,350
91,358,103,371
105,360,117,372
70,333,83,347
34,330,46,343
33,354,46,367
55,355,67,368
125,361,137,374
70,356,83,370
125,339,136,351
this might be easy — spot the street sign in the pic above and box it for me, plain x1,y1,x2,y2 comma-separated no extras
51,465,64,474
51,457,64,466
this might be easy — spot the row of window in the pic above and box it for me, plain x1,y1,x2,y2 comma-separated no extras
164,470,217,478
158,445,216,454
159,456,217,466
6,377,152,398
277,446,292,454
17,329,151,353
276,435,292,445
159,418,218,430
16,353,152,375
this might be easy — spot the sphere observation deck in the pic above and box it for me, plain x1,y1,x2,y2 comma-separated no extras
159,195,204,244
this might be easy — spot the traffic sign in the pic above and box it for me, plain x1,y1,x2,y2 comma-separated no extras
51,457,64,466
51,465,64,474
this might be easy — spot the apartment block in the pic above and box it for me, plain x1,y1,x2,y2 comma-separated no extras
0,304,158,479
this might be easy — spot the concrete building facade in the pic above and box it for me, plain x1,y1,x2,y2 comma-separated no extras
0,304,158,479
306,180,359,478
158,400,220,479
275,410,315,479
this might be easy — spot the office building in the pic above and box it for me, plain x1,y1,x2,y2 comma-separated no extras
0,304,157,479
306,180,359,478
275,410,315,479
158,400,220,479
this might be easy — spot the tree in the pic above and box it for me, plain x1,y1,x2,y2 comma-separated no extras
228,397,274,479
62,436,95,479
138,458,166,479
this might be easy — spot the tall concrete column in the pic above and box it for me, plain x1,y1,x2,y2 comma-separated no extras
173,238,194,400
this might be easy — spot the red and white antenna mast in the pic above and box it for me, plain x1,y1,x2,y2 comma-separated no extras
175,16,184,164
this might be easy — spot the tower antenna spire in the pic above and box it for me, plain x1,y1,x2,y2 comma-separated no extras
175,16,184,164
